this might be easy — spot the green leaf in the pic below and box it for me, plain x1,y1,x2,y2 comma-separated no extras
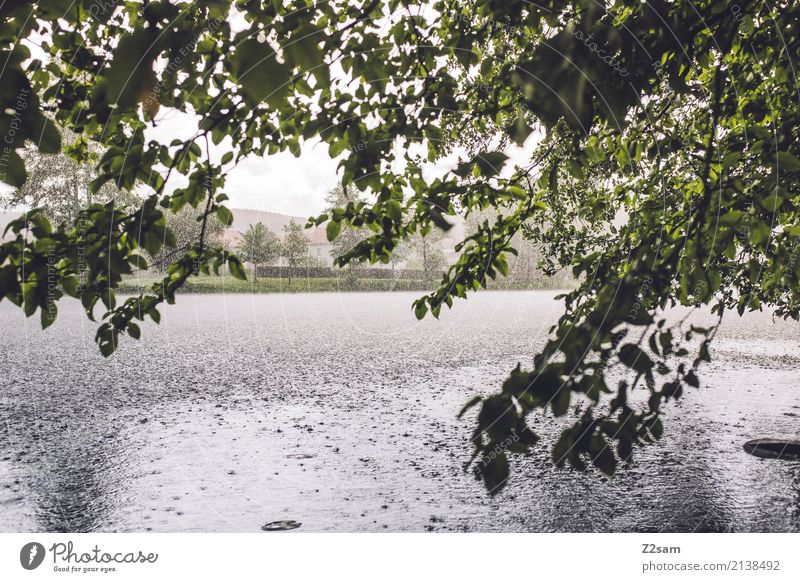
101,27,159,109
149,309,161,324
326,219,341,241
128,322,141,339
775,151,800,172
585,137,605,162
97,327,118,357
142,230,164,257
509,116,532,146
718,210,743,226
216,205,234,226
495,254,509,277
566,159,584,179
41,304,57,329
228,257,247,280
760,192,783,212
616,142,631,167
100,289,116,310
284,26,324,73
29,213,52,236
231,38,291,107
475,151,509,176
37,117,62,154
385,200,402,222
62,274,80,297
329,139,348,157
0,149,27,187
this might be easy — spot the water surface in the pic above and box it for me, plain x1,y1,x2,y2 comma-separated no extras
1,291,799,532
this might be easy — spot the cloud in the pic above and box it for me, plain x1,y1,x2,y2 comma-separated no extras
225,144,338,216
146,113,339,216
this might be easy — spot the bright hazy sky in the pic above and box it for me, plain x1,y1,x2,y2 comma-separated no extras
146,109,540,217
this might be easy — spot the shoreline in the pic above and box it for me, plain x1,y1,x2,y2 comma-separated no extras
117,275,575,295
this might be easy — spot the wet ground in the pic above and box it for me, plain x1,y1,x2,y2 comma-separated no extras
1,291,799,532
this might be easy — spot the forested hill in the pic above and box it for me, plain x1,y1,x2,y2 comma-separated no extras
227,209,306,234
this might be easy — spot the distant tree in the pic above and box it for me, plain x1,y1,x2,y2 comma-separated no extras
410,229,447,285
325,185,370,289
389,241,410,272
304,254,327,268
465,208,571,289
1,133,140,226
149,207,225,271
240,222,280,281
281,220,309,285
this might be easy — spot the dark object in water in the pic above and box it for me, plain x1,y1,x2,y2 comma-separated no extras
743,439,800,460
261,520,302,531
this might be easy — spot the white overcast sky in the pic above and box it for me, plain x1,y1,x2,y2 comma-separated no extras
147,111,380,217
2,110,539,217
144,108,540,217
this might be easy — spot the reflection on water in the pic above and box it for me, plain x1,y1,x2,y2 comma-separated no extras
2,400,137,532
1,292,799,532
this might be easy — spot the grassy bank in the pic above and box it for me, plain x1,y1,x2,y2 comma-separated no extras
119,275,431,294
117,275,574,294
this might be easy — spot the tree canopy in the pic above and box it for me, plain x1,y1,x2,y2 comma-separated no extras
325,185,369,287
280,219,309,281
0,0,798,493
1,129,140,225
240,221,280,279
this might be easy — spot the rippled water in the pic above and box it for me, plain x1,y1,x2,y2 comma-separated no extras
1,291,799,532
